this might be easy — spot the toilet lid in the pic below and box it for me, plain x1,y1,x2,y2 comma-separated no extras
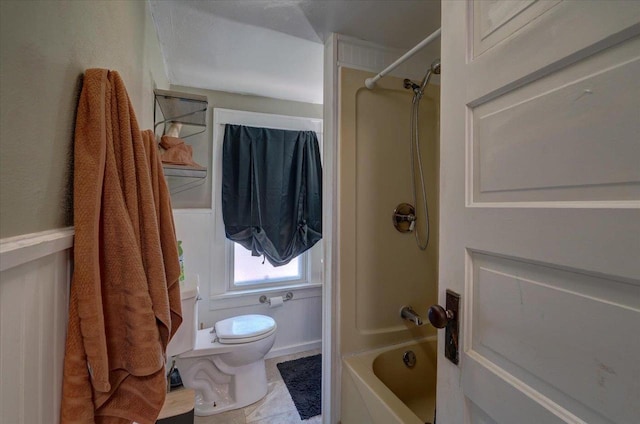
215,314,276,343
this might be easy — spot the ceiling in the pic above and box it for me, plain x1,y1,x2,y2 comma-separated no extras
150,1,441,104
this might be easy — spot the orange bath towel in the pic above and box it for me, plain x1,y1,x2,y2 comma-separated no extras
159,135,204,168
61,69,182,424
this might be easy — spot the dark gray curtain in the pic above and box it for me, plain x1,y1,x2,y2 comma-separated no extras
222,124,322,267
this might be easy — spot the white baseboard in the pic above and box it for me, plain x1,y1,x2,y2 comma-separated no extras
266,340,322,359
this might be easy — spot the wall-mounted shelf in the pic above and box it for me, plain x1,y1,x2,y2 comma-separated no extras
154,89,208,139
163,164,207,179
154,89,208,192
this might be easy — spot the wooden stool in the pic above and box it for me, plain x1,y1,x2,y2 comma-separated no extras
156,389,195,424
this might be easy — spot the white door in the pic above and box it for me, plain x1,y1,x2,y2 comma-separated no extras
438,1,640,423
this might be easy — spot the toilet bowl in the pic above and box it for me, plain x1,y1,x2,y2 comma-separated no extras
167,282,277,416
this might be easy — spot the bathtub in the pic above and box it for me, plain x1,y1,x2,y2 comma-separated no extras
341,337,437,424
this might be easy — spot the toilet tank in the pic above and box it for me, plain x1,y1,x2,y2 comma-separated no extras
166,278,199,357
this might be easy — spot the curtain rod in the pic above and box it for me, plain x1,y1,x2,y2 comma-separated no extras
365,27,441,89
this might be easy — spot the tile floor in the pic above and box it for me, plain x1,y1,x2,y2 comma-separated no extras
194,349,322,424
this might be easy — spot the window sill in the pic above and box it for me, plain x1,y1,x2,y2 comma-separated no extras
208,282,322,311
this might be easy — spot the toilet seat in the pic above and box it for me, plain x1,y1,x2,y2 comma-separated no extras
178,314,278,358
215,314,277,344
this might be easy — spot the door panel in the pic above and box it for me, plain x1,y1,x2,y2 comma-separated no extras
472,39,640,203
467,2,640,106
439,1,640,423
473,0,561,57
462,354,570,424
470,252,639,423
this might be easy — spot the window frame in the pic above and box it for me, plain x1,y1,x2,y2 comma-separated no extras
211,108,323,299
226,240,309,291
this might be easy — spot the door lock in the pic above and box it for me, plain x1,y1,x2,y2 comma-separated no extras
428,289,460,365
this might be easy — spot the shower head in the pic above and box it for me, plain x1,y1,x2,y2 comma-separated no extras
418,58,441,94
404,58,441,98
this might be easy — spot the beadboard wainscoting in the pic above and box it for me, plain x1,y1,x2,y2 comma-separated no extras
0,211,322,424
0,228,73,424
172,209,322,358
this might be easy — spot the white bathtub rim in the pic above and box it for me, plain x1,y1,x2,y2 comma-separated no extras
342,336,437,424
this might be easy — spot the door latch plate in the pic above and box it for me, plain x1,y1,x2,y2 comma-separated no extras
445,289,460,365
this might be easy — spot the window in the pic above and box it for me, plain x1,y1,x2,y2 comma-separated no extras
226,239,322,292
231,241,306,288
211,109,323,298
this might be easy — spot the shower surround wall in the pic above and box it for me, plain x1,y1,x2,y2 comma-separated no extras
339,66,440,355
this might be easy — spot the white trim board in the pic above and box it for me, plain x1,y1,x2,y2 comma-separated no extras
209,283,322,310
213,108,323,134
323,33,340,424
336,34,440,86
0,227,74,272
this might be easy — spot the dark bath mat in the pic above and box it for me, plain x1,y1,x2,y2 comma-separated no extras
277,354,321,420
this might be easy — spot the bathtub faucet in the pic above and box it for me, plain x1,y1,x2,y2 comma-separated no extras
400,306,423,326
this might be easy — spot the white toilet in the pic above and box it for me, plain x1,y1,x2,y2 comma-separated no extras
167,282,277,416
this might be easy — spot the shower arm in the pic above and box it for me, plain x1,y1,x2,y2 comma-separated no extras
364,27,441,89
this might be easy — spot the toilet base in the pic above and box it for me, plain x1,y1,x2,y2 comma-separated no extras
174,323,277,416
177,356,269,416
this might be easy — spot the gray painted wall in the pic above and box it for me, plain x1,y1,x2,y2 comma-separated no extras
0,1,168,238
166,85,323,208
0,0,323,236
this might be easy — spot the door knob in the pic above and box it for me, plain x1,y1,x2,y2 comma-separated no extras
430,290,460,365
427,304,455,328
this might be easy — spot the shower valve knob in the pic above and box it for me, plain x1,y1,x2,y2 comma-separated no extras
427,304,454,328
